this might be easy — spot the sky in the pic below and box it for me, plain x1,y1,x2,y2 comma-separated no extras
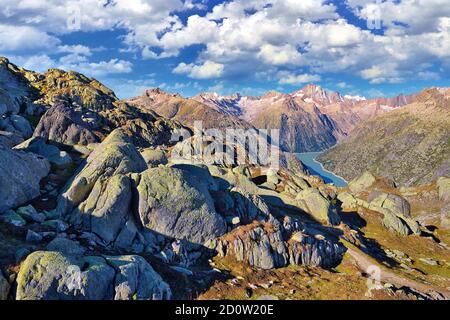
0,0,449,99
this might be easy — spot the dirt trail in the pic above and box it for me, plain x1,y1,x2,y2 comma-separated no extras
346,247,450,300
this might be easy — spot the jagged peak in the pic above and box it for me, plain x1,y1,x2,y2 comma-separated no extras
144,87,182,99
292,84,345,104
196,92,244,101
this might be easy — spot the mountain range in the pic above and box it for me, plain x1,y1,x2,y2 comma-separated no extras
129,84,417,153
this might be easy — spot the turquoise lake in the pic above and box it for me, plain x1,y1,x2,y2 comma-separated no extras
295,152,348,187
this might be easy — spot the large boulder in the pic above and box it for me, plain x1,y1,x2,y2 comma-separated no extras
46,238,87,256
141,148,168,168
437,177,450,203
0,115,33,139
57,130,147,246
0,87,20,116
16,251,115,300
77,174,132,244
337,192,358,210
381,209,411,236
16,251,170,300
348,171,376,193
0,144,50,212
58,129,146,217
137,167,227,244
369,192,411,217
14,137,72,166
368,192,420,235
213,190,263,227
0,130,24,147
105,255,171,300
33,103,101,146
295,188,340,225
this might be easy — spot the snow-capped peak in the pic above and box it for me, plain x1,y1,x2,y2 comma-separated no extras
344,94,367,101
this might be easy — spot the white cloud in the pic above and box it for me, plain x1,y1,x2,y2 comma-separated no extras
58,44,92,56
173,60,224,79
257,44,302,65
105,78,157,99
1,0,448,86
8,54,56,72
278,72,321,85
62,58,133,77
0,24,60,52
5,53,133,77
348,0,450,35
158,0,448,84
337,82,352,89
0,0,185,57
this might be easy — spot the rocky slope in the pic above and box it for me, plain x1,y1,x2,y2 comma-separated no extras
318,88,450,186
0,57,449,301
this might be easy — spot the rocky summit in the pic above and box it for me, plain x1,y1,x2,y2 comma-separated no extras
0,57,449,301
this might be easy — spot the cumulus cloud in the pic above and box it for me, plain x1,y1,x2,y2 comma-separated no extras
173,60,224,79
0,0,448,86
6,53,133,77
157,0,448,84
347,0,450,35
278,72,322,85
257,44,302,66
64,58,133,77
0,24,60,52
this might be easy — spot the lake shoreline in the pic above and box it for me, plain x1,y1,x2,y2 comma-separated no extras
294,151,348,187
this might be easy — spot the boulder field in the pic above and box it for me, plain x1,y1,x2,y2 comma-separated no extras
0,57,448,300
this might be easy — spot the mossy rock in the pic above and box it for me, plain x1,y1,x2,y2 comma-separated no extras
16,251,115,300
137,167,227,244
348,171,376,193
296,188,340,225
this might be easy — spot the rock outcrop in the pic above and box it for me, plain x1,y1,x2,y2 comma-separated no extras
31,68,117,111
16,251,170,300
0,144,50,212
105,255,171,300
33,102,102,146
14,137,72,166
212,216,345,270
